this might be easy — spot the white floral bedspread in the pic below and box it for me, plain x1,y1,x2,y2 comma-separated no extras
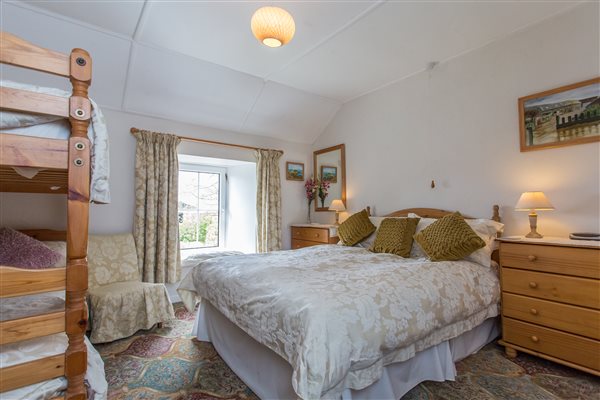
185,245,500,400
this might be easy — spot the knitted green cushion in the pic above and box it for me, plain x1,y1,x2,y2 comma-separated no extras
370,217,420,257
338,209,376,246
413,213,485,261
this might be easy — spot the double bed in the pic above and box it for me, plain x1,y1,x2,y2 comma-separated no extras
179,207,503,399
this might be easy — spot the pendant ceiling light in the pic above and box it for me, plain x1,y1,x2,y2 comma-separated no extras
251,6,295,48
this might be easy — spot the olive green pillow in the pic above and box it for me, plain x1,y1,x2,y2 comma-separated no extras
338,209,376,246
413,213,485,261
370,217,420,257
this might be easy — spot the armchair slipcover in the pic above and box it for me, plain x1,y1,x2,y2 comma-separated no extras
87,233,174,343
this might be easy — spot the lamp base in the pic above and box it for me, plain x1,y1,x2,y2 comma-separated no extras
334,211,340,226
525,231,543,239
525,211,543,239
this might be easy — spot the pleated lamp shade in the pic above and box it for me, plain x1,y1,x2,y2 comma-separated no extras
251,7,295,48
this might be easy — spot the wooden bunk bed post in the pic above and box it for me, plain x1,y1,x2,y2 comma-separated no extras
65,47,92,400
1,32,94,399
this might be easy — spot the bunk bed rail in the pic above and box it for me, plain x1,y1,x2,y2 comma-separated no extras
0,31,92,400
0,265,66,297
0,86,70,117
0,134,69,169
0,31,70,76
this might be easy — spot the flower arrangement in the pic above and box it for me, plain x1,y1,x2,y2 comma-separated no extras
318,179,330,208
305,178,318,202
304,178,318,223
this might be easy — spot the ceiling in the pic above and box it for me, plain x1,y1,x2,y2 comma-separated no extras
1,1,579,143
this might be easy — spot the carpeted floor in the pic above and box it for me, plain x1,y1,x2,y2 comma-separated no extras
96,304,599,400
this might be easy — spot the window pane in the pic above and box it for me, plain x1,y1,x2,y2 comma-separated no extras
178,170,220,249
179,171,199,211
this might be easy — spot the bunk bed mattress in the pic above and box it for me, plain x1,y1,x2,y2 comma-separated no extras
0,294,108,400
0,80,110,204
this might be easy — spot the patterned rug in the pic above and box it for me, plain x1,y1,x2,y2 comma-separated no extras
96,304,599,400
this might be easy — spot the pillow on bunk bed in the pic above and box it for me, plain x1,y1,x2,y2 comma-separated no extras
0,227,62,269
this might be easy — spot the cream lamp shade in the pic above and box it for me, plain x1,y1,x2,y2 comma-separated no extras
329,199,346,212
514,191,554,238
329,199,346,225
251,7,295,48
515,191,554,211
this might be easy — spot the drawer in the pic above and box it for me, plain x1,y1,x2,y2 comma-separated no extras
291,227,329,244
500,243,599,279
503,317,600,371
502,293,600,339
291,239,319,250
501,268,600,309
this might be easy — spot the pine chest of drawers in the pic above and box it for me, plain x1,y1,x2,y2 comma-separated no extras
497,237,600,375
290,224,338,249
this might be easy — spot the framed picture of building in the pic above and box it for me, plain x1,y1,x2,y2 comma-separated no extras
519,77,600,152
286,162,304,181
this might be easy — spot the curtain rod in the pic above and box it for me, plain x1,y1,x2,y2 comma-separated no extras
130,128,283,153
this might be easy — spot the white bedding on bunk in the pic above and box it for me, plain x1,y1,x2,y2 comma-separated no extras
0,294,108,400
180,245,501,400
0,80,110,204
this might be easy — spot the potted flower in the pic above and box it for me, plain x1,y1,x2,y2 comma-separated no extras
304,178,318,223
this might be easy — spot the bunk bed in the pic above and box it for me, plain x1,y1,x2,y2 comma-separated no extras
0,32,106,399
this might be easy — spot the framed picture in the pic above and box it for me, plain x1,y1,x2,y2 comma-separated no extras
286,162,304,181
519,77,600,152
320,165,337,183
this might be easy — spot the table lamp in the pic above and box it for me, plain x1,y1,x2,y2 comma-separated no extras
515,191,554,238
329,199,346,226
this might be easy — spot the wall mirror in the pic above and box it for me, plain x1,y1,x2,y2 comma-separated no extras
314,144,346,212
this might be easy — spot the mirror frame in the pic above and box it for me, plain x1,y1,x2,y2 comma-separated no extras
313,144,346,212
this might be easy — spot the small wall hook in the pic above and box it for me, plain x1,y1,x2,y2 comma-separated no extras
431,180,435,189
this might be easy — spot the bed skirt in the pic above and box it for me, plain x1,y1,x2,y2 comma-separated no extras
193,301,500,400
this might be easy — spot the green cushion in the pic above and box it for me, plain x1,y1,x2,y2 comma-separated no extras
370,217,420,257
338,209,376,246
413,213,485,261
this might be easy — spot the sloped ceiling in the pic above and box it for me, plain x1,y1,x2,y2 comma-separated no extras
1,1,579,143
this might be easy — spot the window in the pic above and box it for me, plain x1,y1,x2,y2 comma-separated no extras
178,165,226,249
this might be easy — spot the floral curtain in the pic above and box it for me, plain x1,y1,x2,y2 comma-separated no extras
133,129,181,283
255,149,283,252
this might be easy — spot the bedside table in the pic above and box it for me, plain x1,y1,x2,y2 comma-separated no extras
290,224,338,249
497,236,600,375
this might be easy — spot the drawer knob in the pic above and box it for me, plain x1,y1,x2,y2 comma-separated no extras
528,255,537,262
531,335,539,343
529,281,538,289
315,234,319,237
530,308,538,315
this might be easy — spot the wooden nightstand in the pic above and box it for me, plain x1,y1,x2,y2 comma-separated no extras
497,236,600,376
290,224,338,249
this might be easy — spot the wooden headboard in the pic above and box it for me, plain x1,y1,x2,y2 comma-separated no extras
366,205,501,222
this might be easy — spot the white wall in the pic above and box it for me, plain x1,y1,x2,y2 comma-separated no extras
0,108,311,249
312,3,600,237
226,163,257,253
